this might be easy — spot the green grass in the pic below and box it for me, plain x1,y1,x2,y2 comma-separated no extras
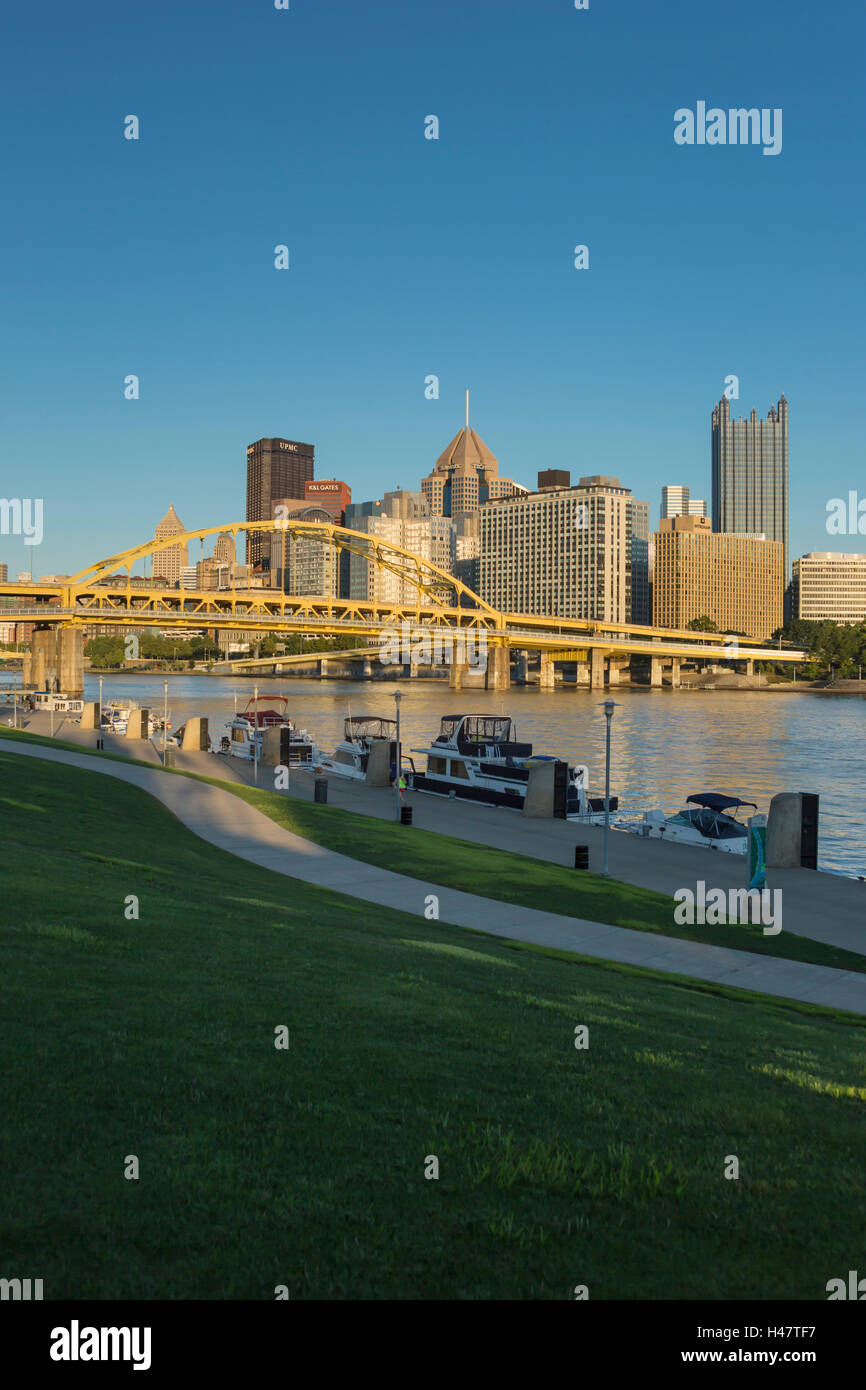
1,749,865,1299
2,725,861,976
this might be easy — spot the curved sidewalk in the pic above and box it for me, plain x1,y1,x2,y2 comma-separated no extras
6,740,866,1016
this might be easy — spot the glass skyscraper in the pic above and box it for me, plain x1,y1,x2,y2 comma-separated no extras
712,394,789,577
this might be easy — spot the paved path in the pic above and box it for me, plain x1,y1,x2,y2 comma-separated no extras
5,739,866,1016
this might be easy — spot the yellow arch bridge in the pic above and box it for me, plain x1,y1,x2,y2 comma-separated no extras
0,519,805,694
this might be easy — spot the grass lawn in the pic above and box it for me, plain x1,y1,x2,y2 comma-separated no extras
1,748,865,1300
2,725,863,976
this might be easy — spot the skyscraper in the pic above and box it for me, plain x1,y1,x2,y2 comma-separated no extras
661,485,707,520
245,437,315,568
421,406,519,520
153,505,188,586
712,395,789,575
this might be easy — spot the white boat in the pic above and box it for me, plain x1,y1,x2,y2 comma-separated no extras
408,713,614,821
33,691,84,715
222,694,318,763
614,793,756,854
318,715,397,781
100,701,157,737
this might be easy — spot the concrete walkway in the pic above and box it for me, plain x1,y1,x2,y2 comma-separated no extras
4,738,866,1016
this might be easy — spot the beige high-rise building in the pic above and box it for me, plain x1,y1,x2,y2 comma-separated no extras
153,505,188,587
791,553,866,623
348,491,456,606
421,413,520,520
214,532,236,566
478,474,636,621
653,515,782,638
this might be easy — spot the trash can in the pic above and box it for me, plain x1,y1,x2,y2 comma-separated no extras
314,777,328,804
163,746,174,768
400,805,413,826
574,844,589,870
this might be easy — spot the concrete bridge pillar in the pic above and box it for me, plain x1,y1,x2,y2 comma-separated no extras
575,661,589,686
320,657,329,678
30,626,58,691
539,653,555,689
590,648,605,689
362,658,373,678
650,656,663,688
669,657,681,689
485,646,511,692
745,659,755,677
59,628,84,698
516,651,529,684
449,661,465,690
606,659,621,686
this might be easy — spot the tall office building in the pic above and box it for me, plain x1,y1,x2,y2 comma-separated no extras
0,563,7,582
245,436,315,568
661,485,707,520
653,515,783,638
304,479,351,526
421,416,519,519
479,475,636,622
348,491,456,606
791,553,866,623
269,502,339,596
153,505,188,586
628,497,651,624
712,394,789,575
213,532,236,566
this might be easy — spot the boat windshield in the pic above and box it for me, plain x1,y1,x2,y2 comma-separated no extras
344,716,396,740
672,808,747,840
437,715,514,745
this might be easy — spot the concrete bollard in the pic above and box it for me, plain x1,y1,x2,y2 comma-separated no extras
181,716,209,751
125,708,151,740
80,701,100,730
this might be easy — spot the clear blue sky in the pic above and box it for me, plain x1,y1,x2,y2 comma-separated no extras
1,0,863,577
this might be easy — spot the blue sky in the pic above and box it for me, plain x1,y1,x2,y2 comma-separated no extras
1,0,864,577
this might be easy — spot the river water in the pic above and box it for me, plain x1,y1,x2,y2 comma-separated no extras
29,673,858,879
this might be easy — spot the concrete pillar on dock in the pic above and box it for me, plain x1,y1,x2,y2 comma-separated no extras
125,708,151,739
365,739,392,787
80,702,100,730
58,628,84,697
590,647,605,689
485,646,511,692
539,653,555,689
650,656,663,688
669,658,681,689
261,726,283,765
181,716,210,751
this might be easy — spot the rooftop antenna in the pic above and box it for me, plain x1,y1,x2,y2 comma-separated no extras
465,388,469,432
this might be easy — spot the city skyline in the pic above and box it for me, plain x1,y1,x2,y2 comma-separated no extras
1,1,864,577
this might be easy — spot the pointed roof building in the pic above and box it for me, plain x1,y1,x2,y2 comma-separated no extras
422,405,519,519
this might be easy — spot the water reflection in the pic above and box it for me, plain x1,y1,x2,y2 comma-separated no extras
73,674,865,877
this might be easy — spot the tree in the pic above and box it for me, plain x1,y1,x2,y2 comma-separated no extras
686,616,718,633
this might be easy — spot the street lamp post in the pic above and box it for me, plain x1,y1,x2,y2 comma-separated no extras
253,684,259,785
601,698,618,878
98,675,103,744
163,680,168,764
393,690,403,821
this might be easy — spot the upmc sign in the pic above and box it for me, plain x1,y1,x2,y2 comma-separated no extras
279,442,299,452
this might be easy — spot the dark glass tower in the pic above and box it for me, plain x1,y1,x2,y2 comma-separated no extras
712,395,789,578
245,437,315,568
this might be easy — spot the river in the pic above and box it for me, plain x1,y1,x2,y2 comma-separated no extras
24,673,856,879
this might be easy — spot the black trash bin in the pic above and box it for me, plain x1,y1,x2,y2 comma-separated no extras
400,805,413,826
574,844,589,870
314,777,328,804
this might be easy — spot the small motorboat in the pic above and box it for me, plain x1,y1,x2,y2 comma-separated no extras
224,694,318,763
614,792,757,854
318,715,397,780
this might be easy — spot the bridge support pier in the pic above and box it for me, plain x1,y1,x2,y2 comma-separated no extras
59,628,84,698
669,657,681,689
485,646,511,692
650,656,663,688
591,648,605,689
28,626,82,693
575,661,589,686
539,653,555,690
320,658,329,678
606,659,622,686
516,651,529,684
745,659,755,677
449,661,465,690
